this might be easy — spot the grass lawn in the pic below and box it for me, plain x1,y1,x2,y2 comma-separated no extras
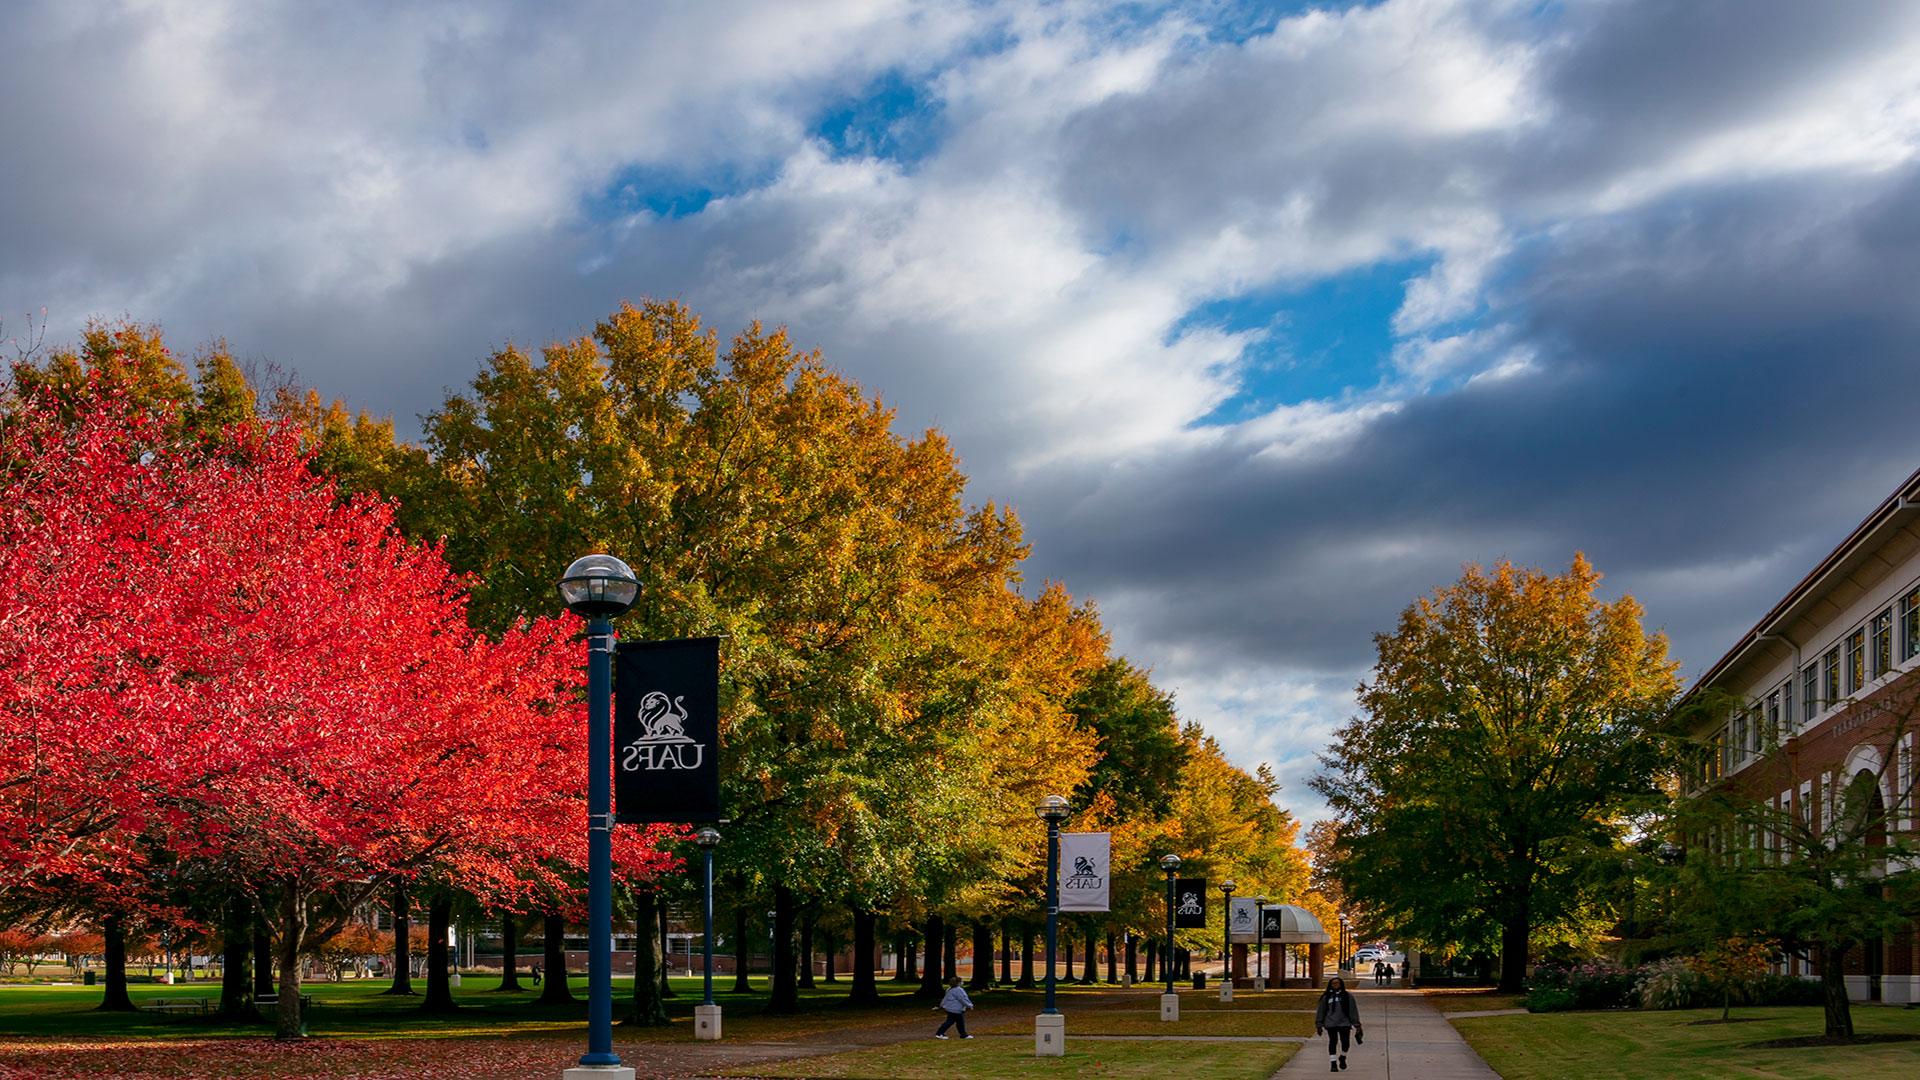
1070,1008,1312,1037
1422,987,1525,1013
1453,1005,1920,1080
734,1038,1299,1079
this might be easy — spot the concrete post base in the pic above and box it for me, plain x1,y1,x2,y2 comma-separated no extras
1160,992,1179,1021
1252,977,1266,990
695,1003,723,1041
564,1068,635,1080
1034,1013,1066,1056
1218,982,1233,1003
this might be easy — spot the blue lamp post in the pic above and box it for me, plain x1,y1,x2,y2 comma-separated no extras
693,826,723,1040
558,555,639,1077
1034,795,1070,1057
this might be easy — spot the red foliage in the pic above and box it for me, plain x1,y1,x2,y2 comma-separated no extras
0,383,679,1030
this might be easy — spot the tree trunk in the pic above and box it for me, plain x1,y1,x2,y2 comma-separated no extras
1001,922,1013,984
1064,931,1076,983
1145,938,1158,983
798,910,816,990
420,895,457,1013
942,921,958,982
768,885,799,1014
97,913,135,1011
1821,943,1855,1038
969,922,993,990
492,913,522,992
849,907,880,1004
823,929,837,983
630,891,667,1025
1106,930,1117,983
1125,935,1138,982
1497,910,1530,993
732,905,753,993
273,889,307,1039
918,915,945,998
891,931,910,981
537,912,575,1005
659,900,676,999
904,941,917,982
218,893,256,1019
1017,923,1036,988
383,884,414,995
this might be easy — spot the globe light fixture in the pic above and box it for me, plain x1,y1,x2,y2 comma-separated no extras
557,554,639,618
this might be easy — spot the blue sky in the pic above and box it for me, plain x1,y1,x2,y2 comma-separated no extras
7,0,1920,822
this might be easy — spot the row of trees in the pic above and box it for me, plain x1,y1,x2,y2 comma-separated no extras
1314,555,1919,1038
0,306,1315,1035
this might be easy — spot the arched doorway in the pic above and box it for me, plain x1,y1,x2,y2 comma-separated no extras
1845,768,1889,1002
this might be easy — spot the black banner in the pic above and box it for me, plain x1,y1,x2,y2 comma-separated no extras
1260,906,1285,941
1174,878,1208,928
614,637,721,824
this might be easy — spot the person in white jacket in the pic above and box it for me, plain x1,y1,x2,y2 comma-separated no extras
933,976,975,1039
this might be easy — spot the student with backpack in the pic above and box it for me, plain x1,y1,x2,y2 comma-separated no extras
1314,976,1363,1072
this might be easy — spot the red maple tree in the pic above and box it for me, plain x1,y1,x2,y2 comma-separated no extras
1,381,678,1036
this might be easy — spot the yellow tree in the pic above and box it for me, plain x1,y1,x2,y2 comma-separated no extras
1315,555,1679,991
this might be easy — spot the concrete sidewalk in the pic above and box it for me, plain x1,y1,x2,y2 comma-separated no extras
1274,988,1500,1079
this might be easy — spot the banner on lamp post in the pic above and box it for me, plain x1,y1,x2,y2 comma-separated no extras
1057,832,1110,912
1174,878,1207,928
1228,897,1261,943
614,637,721,824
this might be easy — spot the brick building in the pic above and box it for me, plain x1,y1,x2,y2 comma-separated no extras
1677,467,1920,1003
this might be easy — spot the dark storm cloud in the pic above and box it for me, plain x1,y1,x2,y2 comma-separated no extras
1021,161,1920,685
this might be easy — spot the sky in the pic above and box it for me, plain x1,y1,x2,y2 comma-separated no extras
7,0,1920,824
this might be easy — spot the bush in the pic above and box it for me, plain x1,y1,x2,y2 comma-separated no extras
1635,957,1704,1010
1525,987,1579,1012
1748,974,1825,1006
1528,961,1638,1009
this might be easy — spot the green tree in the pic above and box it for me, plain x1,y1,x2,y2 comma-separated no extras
1666,697,1920,1038
1314,555,1679,991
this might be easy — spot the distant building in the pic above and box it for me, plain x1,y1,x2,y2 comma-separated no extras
1678,467,1920,1004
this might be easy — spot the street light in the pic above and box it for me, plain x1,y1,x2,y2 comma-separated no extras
1339,914,1350,971
1254,897,1269,990
694,827,722,1041
558,554,639,1079
1219,880,1236,1002
1158,854,1182,1022
1034,795,1071,1057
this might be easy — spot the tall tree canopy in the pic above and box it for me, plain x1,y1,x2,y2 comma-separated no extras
1314,555,1679,990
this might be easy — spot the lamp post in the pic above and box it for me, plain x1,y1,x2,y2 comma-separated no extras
1034,795,1070,1057
558,555,639,1080
1339,914,1349,972
1158,854,1181,1021
1254,898,1268,990
1219,880,1236,1003
694,827,722,1041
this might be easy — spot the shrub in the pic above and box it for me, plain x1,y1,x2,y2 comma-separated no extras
1525,987,1579,1012
1635,957,1705,1010
1748,974,1825,1006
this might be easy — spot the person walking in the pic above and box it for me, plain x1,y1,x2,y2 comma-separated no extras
933,975,975,1039
1383,961,1395,985
1314,975,1363,1072
1372,960,1384,986
530,962,542,986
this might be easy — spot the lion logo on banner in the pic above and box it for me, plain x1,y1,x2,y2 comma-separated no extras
1177,893,1203,916
638,691,690,742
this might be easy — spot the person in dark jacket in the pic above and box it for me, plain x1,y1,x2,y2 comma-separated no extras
1314,976,1363,1072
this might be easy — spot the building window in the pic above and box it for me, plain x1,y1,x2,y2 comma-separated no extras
1731,715,1747,761
1904,587,1920,662
1847,629,1866,694
1873,609,1893,678
1764,692,1779,748
1782,677,1795,731
1823,647,1841,708
1803,663,1818,720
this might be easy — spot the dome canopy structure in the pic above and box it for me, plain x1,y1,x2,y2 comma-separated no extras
1263,903,1331,944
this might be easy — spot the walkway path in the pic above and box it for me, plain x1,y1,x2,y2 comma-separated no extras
1274,988,1500,1079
